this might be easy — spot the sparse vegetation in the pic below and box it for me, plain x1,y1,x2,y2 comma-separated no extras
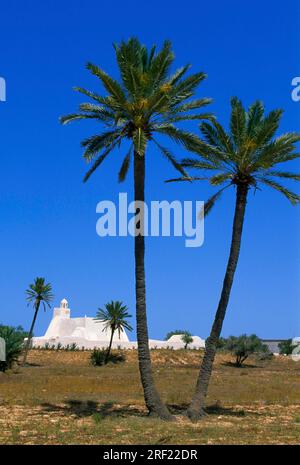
278,339,298,355
224,335,270,367
165,330,189,341
90,348,126,366
181,331,193,349
0,349,299,445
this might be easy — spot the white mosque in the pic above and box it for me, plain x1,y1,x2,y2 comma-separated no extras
31,298,206,350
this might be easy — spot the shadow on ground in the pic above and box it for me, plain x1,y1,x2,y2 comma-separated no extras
40,399,259,420
168,402,254,417
41,400,146,419
221,361,261,369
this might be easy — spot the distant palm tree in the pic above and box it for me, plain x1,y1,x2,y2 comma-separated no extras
61,38,212,419
95,301,132,363
170,98,300,420
23,278,53,365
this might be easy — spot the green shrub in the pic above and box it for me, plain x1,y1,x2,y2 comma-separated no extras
165,329,187,341
0,325,25,372
90,348,125,367
181,331,193,349
216,337,227,351
92,412,104,424
278,339,298,355
225,334,270,367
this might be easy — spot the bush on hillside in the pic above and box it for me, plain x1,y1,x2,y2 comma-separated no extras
216,337,227,351
224,334,270,367
181,331,193,349
90,348,125,367
165,329,190,341
278,339,298,355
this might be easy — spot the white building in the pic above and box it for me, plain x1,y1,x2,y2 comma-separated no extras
32,299,132,350
31,298,205,350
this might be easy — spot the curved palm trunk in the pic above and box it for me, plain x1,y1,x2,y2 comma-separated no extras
105,327,115,364
134,151,172,420
187,183,248,421
22,302,40,366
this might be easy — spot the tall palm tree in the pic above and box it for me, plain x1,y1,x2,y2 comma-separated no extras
23,277,53,365
170,97,300,420
60,38,212,419
95,300,132,364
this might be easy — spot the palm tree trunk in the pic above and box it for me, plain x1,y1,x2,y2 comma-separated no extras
105,328,115,364
134,151,173,420
22,302,40,366
187,183,249,421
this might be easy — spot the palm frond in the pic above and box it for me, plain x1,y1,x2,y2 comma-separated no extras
165,176,208,183
247,100,264,136
198,187,227,219
171,72,207,100
118,145,133,182
253,109,283,146
230,97,246,148
166,113,214,124
73,87,114,108
209,173,232,185
260,177,300,205
86,63,127,104
60,113,103,125
170,98,212,114
167,64,191,86
26,278,53,307
81,131,121,161
263,170,300,181
149,40,174,88
154,124,202,151
152,139,189,177
181,158,220,170
83,138,121,182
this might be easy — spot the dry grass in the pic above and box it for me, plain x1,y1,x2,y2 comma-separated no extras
0,349,299,444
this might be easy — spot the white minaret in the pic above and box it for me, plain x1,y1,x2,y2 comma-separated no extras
53,298,71,318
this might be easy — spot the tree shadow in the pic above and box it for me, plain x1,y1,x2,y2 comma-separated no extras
221,361,260,369
168,402,257,418
41,400,146,419
22,362,43,367
41,399,258,421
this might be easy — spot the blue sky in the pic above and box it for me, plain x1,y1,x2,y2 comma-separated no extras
0,0,299,340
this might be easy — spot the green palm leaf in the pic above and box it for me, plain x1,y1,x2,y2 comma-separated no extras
118,145,133,182
260,178,300,205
